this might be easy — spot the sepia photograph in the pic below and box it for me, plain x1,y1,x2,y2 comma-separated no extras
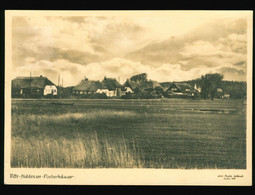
4,10,252,185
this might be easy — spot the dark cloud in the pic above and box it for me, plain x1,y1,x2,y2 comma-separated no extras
219,67,246,75
125,18,247,80
92,44,108,53
55,48,101,65
59,16,108,23
14,45,102,66
59,16,86,24
106,21,144,34
234,60,246,66
218,67,246,81
90,21,145,46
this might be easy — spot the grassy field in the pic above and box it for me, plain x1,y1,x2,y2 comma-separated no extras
11,98,246,169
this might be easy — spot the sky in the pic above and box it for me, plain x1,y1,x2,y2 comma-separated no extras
11,11,250,86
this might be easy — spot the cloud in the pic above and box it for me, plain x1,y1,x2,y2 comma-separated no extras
59,16,86,24
217,67,246,81
125,17,247,81
180,41,223,58
14,57,247,87
11,15,248,84
12,16,147,66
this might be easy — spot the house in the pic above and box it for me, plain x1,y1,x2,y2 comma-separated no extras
223,94,230,99
124,79,160,92
194,83,201,93
98,77,123,97
166,82,197,97
72,78,102,95
44,85,58,96
12,75,57,97
124,86,133,94
159,82,173,91
216,88,224,98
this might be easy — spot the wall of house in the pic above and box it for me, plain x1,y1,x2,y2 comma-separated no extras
44,85,57,96
97,89,119,97
169,84,180,92
125,87,133,93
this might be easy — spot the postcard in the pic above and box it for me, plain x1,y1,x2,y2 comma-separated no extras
4,10,253,185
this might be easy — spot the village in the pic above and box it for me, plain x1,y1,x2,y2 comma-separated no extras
11,72,243,100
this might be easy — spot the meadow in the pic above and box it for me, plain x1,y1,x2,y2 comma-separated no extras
11,98,246,169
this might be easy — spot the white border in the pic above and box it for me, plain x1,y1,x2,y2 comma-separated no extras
4,10,253,186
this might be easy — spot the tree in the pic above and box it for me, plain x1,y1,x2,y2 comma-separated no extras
155,86,164,97
200,73,223,100
130,73,147,83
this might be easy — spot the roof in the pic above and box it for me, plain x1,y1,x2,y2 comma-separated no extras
73,79,102,92
160,82,173,90
168,83,195,93
12,76,55,89
149,80,161,88
217,88,223,92
101,77,122,90
124,79,160,90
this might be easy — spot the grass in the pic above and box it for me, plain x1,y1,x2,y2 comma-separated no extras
11,98,246,169
11,110,144,168
11,132,143,168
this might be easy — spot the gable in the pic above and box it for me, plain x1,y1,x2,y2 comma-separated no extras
168,83,195,93
101,78,122,91
73,80,102,92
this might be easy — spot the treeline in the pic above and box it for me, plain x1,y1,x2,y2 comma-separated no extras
182,77,246,99
59,73,246,100
220,81,246,99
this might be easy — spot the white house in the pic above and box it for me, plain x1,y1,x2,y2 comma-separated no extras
12,75,57,97
44,85,57,96
99,77,122,97
125,86,133,94
96,88,115,97
194,84,201,93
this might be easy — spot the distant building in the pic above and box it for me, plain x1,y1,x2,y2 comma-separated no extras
159,82,173,91
124,79,160,92
12,75,57,97
72,78,102,95
73,77,124,97
216,88,224,98
44,85,57,96
98,77,123,97
223,94,230,99
166,82,197,97
124,86,133,94
194,83,201,93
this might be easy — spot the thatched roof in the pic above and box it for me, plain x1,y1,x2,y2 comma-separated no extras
160,82,173,90
168,83,195,93
12,76,55,89
73,79,102,92
101,77,122,91
124,79,160,91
